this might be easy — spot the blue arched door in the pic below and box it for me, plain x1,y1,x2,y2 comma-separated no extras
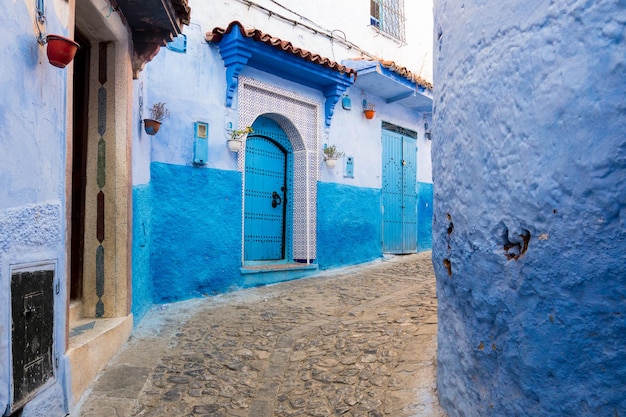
244,118,292,261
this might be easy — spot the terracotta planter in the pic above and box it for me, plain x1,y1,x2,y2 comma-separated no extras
143,119,162,135
46,34,79,68
227,139,242,152
324,157,338,169
364,109,376,119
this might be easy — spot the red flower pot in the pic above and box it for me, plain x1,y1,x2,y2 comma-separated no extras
46,35,79,68
364,109,376,119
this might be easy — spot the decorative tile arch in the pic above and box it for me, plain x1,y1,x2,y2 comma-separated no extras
237,76,320,263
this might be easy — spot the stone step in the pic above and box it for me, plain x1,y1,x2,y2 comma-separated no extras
67,314,133,406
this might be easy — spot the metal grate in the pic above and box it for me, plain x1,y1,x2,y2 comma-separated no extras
11,267,55,412
370,0,406,43
238,77,320,263
382,121,417,139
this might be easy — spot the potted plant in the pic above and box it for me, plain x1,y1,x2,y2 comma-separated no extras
323,144,344,169
143,102,170,135
363,103,376,119
227,126,253,152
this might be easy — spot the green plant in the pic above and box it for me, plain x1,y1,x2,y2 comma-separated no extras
149,102,170,121
230,126,253,140
323,144,344,159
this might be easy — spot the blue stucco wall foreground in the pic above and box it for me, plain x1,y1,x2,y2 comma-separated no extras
150,162,243,302
433,1,626,416
131,184,153,323
417,182,433,251
317,182,382,269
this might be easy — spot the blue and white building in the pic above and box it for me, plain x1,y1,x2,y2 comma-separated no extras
0,0,433,415
133,0,434,312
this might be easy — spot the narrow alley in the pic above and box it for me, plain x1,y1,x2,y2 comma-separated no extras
72,252,446,417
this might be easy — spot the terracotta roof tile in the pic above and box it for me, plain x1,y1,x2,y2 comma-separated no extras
206,21,357,79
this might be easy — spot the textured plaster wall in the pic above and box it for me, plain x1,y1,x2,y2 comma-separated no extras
150,163,243,302
0,0,71,415
417,182,433,251
316,182,382,269
433,1,626,416
131,184,153,322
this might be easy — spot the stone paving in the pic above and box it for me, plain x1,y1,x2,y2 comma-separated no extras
72,252,446,417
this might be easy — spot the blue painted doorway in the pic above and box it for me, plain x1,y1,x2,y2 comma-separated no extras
244,117,293,261
382,125,417,254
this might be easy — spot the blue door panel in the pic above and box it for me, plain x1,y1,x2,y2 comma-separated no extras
382,129,417,254
402,137,417,252
244,136,286,260
382,131,403,253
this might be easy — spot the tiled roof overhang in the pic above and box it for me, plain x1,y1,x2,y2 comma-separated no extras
343,59,433,113
115,0,191,78
206,21,357,127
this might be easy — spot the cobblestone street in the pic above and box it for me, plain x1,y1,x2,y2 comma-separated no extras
73,252,446,417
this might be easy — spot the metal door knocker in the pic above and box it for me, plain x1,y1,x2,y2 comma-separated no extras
271,191,282,208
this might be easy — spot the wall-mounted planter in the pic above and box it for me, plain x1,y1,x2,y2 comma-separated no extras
323,144,343,168
143,119,162,136
324,157,338,169
46,35,79,68
228,129,250,152
227,138,242,152
364,109,376,119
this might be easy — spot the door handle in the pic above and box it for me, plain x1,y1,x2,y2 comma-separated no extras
271,191,282,208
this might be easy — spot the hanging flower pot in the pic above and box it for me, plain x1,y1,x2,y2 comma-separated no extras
143,119,162,136
364,109,376,119
45,34,79,68
143,103,169,136
227,138,242,152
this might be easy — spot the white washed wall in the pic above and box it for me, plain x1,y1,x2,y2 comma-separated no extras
191,0,433,82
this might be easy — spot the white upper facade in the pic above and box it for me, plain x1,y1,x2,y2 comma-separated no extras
191,0,433,83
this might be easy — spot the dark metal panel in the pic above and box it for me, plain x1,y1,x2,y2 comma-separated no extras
10,269,55,411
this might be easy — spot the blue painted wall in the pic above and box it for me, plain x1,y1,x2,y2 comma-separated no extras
0,1,72,415
433,1,626,416
131,184,153,322
417,182,433,251
317,182,382,269
150,162,243,302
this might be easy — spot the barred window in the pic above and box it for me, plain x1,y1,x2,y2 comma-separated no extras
370,0,406,43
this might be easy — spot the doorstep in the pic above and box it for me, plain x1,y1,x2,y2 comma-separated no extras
240,262,318,274
66,312,133,405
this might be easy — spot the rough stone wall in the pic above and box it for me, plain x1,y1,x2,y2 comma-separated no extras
432,1,626,416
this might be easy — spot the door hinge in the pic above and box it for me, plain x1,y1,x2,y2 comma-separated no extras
55,352,59,369
55,280,60,295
